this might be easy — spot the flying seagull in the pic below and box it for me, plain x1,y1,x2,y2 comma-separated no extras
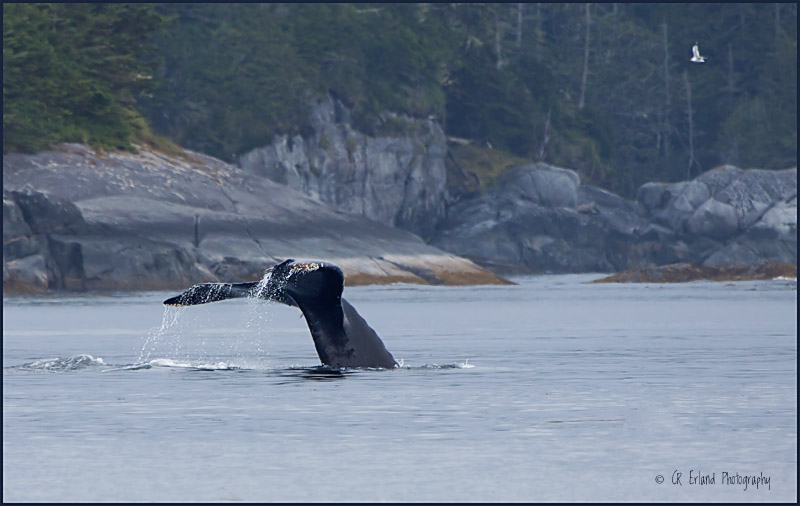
691,42,706,63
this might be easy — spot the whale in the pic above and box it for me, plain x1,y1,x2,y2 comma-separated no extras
164,259,398,369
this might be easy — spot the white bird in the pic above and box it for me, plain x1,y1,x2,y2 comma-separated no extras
691,42,706,63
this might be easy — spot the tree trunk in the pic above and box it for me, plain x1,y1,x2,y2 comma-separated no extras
727,43,735,95
662,21,671,157
775,3,781,47
516,3,523,48
578,3,591,111
683,70,697,178
495,9,503,70
534,3,543,62
538,106,552,162
612,3,618,32
49,4,59,32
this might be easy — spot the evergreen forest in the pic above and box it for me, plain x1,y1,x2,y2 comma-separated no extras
3,3,797,196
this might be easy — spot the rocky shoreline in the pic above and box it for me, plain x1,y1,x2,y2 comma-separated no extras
3,143,507,294
3,99,796,294
242,97,797,274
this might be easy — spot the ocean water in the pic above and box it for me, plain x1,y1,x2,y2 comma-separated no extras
3,274,797,502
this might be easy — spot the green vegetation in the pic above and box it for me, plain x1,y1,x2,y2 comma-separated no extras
447,143,529,191
3,3,797,196
3,3,163,153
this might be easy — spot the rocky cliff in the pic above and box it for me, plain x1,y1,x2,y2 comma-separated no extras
239,96,447,240
3,143,507,293
238,97,796,275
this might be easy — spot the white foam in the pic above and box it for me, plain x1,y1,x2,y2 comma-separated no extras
146,358,239,370
20,354,106,371
459,359,476,369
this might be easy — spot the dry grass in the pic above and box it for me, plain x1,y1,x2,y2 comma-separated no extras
433,269,515,286
345,273,429,286
447,143,530,191
345,267,514,287
590,262,797,283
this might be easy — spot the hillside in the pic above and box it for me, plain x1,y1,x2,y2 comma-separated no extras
3,3,796,196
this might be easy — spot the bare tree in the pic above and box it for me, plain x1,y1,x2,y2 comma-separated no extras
534,3,543,62
683,70,699,178
578,3,591,111
661,21,671,158
538,106,552,162
611,3,619,33
495,9,503,70
727,43,735,96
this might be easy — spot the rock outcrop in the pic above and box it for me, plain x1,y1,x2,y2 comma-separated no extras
3,143,508,293
590,261,797,283
239,100,795,274
431,163,650,273
430,163,796,273
239,96,447,240
4,135,795,292
635,165,797,267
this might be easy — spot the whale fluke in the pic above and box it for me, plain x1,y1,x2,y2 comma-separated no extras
164,282,260,306
164,259,398,369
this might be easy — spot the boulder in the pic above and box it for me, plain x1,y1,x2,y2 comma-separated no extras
3,254,50,293
636,165,796,267
432,164,648,273
497,163,580,208
685,198,739,239
433,162,796,273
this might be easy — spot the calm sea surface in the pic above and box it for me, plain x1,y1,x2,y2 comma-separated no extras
3,274,797,502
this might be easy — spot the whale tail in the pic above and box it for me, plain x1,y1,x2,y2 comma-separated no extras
163,258,397,369
163,258,342,308
163,281,260,306
164,259,298,307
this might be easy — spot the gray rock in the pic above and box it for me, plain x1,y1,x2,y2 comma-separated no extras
641,165,796,231
702,242,762,267
498,163,580,208
636,165,796,266
3,143,507,293
239,96,447,240
8,189,88,235
636,182,668,215
432,162,796,273
3,195,31,240
751,195,797,240
685,198,739,239
432,164,646,273
3,254,49,292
